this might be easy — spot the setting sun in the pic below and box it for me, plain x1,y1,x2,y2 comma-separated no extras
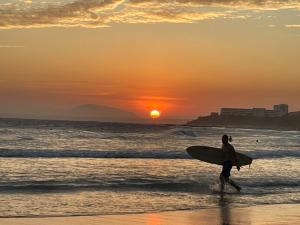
150,110,160,119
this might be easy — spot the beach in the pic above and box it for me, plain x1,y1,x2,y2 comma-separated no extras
0,204,298,225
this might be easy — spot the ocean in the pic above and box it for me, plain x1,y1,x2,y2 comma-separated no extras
0,119,299,217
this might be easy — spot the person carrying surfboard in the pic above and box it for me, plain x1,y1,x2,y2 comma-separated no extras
220,134,241,192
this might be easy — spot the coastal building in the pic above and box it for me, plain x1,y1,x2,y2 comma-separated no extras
221,108,253,116
273,104,289,116
220,104,288,117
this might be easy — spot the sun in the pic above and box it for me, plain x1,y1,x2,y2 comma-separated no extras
150,109,160,119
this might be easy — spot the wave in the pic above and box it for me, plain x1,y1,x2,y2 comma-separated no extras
164,128,198,137
0,181,207,193
0,149,188,159
0,178,298,194
17,136,35,141
246,149,300,159
0,148,299,159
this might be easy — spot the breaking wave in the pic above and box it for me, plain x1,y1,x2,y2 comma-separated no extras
0,148,298,159
0,178,299,194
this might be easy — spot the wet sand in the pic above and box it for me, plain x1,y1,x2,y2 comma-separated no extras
0,204,298,225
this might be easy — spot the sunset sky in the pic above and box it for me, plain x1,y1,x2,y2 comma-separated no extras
0,0,299,120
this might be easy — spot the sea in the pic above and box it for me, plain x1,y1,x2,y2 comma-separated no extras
0,118,299,217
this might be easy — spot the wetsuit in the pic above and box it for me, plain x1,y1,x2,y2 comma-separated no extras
221,143,236,179
220,143,241,191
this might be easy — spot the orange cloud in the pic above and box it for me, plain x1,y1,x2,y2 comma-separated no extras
285,24,300,28
0,0,299,29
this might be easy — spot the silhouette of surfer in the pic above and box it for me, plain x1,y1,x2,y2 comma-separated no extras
220,135,241,193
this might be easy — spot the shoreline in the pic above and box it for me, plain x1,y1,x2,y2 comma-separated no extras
0,203,298,225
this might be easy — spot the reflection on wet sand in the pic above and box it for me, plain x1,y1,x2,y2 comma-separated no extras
219,195,231,225
147,214,162,225
0,203,298,224
218,194,251,225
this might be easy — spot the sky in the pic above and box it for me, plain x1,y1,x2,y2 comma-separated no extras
0,0,299,120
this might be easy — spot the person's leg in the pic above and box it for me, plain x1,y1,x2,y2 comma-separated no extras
219,174,225,192
220,161,231,192
228,179,241,191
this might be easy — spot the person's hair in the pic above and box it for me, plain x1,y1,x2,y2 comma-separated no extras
222,134,228,140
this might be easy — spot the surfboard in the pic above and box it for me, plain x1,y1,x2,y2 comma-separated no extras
186,146,252,166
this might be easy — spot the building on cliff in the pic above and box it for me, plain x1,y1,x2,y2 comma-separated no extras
220,104,288,117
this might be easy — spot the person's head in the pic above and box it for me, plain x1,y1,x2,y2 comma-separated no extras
222,134,229,144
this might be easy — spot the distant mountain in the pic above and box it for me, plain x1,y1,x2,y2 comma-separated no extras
67,104,137,122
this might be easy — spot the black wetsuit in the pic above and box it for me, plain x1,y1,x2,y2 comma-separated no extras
220,143,241,191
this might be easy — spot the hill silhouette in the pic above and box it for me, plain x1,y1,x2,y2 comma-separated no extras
187,112,300,130
67,104,137,122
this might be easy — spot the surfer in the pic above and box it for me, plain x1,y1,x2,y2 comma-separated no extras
220,134,241,193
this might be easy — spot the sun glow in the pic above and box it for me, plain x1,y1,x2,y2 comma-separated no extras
150,110,160,119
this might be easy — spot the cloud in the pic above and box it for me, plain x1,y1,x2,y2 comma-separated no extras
129,0,300,10
0,0,299,29
0,0,125,29
137,96,186,101
285,24,300,28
